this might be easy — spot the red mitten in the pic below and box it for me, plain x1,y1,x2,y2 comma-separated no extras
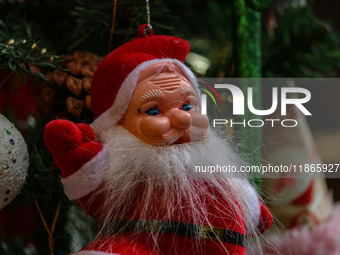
258,204,272,234
44,120,103,178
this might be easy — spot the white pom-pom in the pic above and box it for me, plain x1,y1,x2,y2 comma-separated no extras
0,114,29,210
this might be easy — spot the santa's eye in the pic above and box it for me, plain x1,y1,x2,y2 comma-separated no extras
182,103,193,111
146,107,160,116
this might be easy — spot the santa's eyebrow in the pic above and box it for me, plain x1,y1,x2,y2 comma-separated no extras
140,89,164,103
180,84,196,96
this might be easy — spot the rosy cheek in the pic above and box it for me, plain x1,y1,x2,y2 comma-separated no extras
140,117,171,138
191,111,209,129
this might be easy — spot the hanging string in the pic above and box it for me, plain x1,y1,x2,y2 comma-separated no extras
108,0,118,53
33,195,61,255
145,0,152,35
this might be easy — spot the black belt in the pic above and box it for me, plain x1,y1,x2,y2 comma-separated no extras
112,220,245,248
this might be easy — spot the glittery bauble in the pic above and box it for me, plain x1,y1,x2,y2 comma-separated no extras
0,114,29,210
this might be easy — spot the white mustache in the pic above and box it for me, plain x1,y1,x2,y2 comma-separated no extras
160,126,209,145
190,126,209,141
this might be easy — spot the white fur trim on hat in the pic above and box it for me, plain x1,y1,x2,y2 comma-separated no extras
71,251,120,255
91,59,200,134
61,147,108,200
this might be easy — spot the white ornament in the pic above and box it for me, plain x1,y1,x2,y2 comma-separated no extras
0,114,29,210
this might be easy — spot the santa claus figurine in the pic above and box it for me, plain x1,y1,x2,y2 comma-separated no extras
44,24,271,255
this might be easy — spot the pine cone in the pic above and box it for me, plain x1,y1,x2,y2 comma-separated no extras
41,51,103,122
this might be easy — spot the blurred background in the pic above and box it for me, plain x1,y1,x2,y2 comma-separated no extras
0,0,340,254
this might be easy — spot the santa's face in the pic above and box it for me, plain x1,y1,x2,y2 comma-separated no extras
122,61,209,146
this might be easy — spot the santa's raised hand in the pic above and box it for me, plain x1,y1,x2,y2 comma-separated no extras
44,120,103,178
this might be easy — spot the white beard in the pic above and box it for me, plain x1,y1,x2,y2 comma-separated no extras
91,126,262,253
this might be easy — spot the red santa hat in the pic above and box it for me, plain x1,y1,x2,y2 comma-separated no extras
91,24,199,132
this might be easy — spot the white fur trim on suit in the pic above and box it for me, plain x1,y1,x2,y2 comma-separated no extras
91,59,200,134
71,251,120,255
61,147,108,200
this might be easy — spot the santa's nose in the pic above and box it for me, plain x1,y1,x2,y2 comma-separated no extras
168,109,191,130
